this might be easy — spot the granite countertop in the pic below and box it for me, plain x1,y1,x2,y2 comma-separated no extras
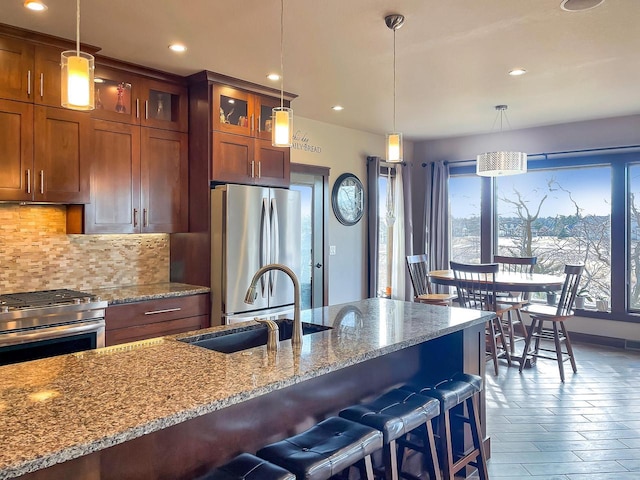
0,299,492,479
89,282,210,305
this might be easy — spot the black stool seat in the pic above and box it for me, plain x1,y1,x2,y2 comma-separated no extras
257,416,383,480
196,453,295,480
402,372,482,410
339,388,440,443
400,373,487,480
340,388,442,480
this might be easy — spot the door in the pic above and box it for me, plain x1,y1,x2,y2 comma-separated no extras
140,128,188,232
291,165,329,309
87,119,141,233
0,99,32,201
33,106,90,203
269,188,300,309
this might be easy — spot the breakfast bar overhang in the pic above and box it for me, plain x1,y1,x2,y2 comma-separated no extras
0,299,493,480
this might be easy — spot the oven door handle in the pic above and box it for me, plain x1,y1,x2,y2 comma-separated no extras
0,319,105,347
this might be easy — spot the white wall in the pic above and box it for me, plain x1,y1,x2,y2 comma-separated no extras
291,116,413,305
413,114,640,342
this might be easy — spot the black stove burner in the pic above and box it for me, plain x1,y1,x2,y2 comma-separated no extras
0,289,93,309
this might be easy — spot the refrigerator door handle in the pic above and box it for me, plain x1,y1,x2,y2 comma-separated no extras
269,197,280,295
260,197,269,297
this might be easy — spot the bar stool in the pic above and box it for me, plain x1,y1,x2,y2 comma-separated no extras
339,388,441,480
401,373,488,480
257,416,383,480
195,453,295,480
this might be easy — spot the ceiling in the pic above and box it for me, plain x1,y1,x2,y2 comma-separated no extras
3,0,640,141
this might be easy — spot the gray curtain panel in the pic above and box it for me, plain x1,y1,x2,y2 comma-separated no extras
400,163,414,301
424,161,449,271
367,156,381,298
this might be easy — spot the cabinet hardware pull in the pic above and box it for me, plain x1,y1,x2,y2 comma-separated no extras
39,170,44,194
133,208,138,227
144,307,181,315
27,70,31,96
251,114,254,133
258,161,261,178
136,99,140,119
143,208,148,227
40,73,44,98
251,160,255,178
145,100,148,119
258,115,261,133
26,169,31,194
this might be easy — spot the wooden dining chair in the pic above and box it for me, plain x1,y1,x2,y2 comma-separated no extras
450,261,512,375
406,255,456,306
493,255,537,355
519,264,584,382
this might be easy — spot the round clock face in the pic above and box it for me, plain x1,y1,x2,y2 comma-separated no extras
332,173,365,226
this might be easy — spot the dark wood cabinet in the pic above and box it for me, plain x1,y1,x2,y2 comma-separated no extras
92,66,188,133
105,294,209,346
0,35,65,107
68,120,187,234
0,98,90,203
210,83,291,187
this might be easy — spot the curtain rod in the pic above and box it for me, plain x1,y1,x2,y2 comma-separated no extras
422,144,640,167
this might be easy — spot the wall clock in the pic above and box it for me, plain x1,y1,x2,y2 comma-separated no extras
332,173,365,226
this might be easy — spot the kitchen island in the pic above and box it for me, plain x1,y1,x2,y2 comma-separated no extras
0,299,493,480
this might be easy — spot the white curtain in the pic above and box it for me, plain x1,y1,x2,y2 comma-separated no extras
390,164,406,300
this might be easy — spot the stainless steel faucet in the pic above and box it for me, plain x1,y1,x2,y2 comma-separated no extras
244,263,302,347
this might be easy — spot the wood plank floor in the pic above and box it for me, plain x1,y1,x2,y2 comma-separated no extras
481,341,640,479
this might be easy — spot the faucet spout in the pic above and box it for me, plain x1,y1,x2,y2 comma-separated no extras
244,263,302,347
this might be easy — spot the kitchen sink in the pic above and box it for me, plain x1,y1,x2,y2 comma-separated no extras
179,319,332,354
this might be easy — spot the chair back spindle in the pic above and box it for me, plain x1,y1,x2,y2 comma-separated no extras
555,265,584,316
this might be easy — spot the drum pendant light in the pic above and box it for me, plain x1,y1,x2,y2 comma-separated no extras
385,14,404,163
61,0,94,111
476,105,527,176
272,0,293,147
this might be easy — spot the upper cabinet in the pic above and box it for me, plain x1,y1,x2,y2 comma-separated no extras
203,77,295,187
92,65,187,132
0,35,69,107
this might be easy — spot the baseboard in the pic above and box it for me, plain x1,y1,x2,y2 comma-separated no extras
569,331,628,349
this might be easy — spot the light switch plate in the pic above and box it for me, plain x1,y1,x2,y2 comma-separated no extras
329,245,336,255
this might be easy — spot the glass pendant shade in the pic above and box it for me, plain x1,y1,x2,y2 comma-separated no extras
272,106,293,147
61,51,95,110
386,132,403,163
476,151,527,176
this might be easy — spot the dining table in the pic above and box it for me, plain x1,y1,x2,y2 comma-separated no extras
428,270,565,293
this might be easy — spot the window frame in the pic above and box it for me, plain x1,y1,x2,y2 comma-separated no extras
449,151,639,324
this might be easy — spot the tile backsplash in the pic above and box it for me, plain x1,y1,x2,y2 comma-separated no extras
0,205,169,293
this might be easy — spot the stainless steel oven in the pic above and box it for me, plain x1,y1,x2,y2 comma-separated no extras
0,289,107,366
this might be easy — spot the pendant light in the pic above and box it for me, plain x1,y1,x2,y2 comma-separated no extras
272,0,293,147
385,14,404,163
476,105,527,176
61,0,94,111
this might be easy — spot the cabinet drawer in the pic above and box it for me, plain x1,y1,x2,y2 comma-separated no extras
106,315,208,346
106,294,208,330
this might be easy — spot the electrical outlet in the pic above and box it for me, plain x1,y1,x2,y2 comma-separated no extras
329,245,336,256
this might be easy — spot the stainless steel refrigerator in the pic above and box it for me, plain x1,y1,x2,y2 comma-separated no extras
211,184,301,325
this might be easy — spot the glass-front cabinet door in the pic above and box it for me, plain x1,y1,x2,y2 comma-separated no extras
92,66,140,124
140,79,188,132
255,95,283,141
212,85,254,136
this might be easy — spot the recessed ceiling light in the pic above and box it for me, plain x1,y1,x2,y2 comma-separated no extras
168,44,187,53
332,105,344,111
94,78,105,84
267,73,281,81
560,0,605,12
509,68,527,76
24,0,47,11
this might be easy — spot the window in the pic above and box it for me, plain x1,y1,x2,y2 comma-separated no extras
496,166,611,304
377,169,391,296
449,175,481,264
628,164,640,311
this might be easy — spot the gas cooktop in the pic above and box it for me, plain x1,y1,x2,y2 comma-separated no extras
0,289,97,309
